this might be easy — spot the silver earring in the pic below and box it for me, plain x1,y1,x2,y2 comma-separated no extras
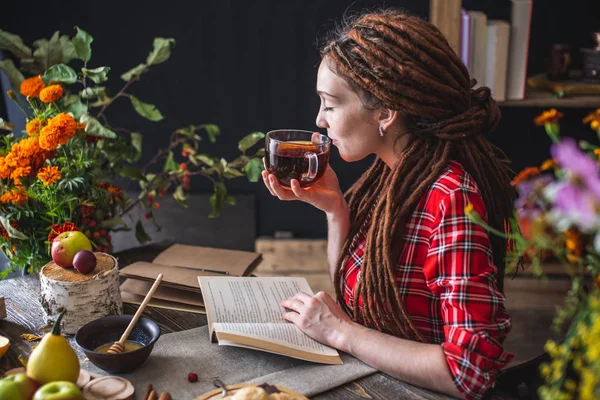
379,126,385,136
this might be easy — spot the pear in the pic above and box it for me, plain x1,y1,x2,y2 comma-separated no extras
27,309,80,385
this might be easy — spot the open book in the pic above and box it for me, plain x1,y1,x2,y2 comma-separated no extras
198,276,343,365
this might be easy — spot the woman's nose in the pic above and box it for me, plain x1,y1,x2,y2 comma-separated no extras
315,111,328,129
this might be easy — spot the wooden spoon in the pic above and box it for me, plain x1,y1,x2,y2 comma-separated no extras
107,273,163,354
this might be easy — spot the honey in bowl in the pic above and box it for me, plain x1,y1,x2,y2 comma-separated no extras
94,340,143,353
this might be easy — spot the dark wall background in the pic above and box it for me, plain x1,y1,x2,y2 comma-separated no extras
2,0,599,238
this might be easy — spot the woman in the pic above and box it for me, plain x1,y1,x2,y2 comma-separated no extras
262,9,515,400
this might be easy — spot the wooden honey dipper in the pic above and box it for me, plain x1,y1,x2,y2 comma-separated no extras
107,273,163,354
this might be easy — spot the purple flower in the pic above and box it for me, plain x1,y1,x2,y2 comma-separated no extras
551,138,600,201
552,182,599,231
515,174,553,218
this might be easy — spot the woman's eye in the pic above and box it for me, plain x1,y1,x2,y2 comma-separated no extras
323,107,334,112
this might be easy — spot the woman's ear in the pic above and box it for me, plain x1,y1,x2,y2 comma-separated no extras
377,108,399,132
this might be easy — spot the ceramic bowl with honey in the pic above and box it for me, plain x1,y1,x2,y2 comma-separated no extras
75,314,160,373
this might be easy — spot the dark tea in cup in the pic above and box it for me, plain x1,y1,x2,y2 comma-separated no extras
265,130,331,188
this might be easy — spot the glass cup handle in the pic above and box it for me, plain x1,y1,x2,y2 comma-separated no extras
303,152,318,182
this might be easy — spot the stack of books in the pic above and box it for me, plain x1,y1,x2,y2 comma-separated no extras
119,243,262,314
430,0,533,101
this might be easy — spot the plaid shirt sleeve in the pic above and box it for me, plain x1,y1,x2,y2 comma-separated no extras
423,188,514,400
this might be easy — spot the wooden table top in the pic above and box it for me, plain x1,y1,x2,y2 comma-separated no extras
0,243,539,399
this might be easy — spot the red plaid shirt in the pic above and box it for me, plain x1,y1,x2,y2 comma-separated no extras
342,161,513,400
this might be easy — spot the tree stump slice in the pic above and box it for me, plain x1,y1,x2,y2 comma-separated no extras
40,252,122,334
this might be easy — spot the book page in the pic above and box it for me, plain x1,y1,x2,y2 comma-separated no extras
214,322,339,356
199,277,313,325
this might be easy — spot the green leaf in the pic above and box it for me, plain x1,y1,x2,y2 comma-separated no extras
63,95,88,119
204,124,220,143
72,26,93,62
80,113,117,138
80,86,106,99
131,132,143,161
130,95,164,121
163,151,178,172
118,165,146,181
0,29,32,58
196,154,215,167
100,216,126,229
43,63,78,84
254,148,265,157
33,31,63,72
146,38,175,65
82,66,110,83
0,59,25,91
226,195,236,206
135,220,152,244
59,35,77,64
209,181,227,218
173,185,188,208
19,58,42,75
0,216,27,240
243,158,263,182
224,166,244,179
121,63,146,81
238,132,265,152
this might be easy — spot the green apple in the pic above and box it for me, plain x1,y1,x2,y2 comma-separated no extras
3,373,39,399
0,378,24,400
33,381,82,400
51,231,92,268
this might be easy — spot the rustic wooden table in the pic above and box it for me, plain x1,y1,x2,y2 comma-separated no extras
0,243,540,399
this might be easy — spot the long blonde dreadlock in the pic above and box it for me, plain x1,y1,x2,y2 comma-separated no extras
322,9,516,342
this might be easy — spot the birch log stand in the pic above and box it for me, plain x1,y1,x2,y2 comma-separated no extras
40,252,122,334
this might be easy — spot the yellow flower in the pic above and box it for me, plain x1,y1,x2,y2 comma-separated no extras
535,108,563,126
19,76,45,98
583,109,600,130
511,167,541,186
37,166,61,186
540,159,556,171
6,90,16,100
25,119,43,136
0,189,29,205
564,229,582,264
39,85,64,103
464,203,474,215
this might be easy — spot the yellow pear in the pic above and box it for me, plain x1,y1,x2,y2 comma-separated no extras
27,309,80,385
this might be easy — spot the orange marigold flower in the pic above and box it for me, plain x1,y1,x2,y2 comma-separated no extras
39,85,64,103
48,222,80,242
0,189,29,205
534,108,563,126
26,119,43,136
583,109,600,125
37,166,61,186
564,229,583,264
511,167,541,186
540,159,556,171
76,122,86,131
39,113,77,151
20,76,45,98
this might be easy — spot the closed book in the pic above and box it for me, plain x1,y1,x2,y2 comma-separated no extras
485,21,511,101
468,11,488,88
460,9,471,68
506,0,533,100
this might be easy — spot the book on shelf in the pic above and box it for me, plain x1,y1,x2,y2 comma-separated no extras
485,20,511,101
198,276,343,365
119,243,262,313
459,9,471,68
430,0,462,55
468,10,488,88
506,0,533,100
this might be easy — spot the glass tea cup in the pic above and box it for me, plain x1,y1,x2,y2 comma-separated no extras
264,130,331,188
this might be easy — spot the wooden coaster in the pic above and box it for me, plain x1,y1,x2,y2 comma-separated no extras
196,383,308,400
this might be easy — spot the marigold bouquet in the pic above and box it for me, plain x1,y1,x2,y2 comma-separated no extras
0,27,265,277
467,108,600,399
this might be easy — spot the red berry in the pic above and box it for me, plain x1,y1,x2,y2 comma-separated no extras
99,229,107,236
158,190,165,197
106,234,112,242
93,231,100,239
145,212,152,219
86,232,92,238
147,193,154,202
180,162,187,170
181,150,190,157
88,220,97,228
187,373,198,382
82,218,89,225
153,202,160,209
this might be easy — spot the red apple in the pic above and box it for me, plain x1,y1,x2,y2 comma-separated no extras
51,231,92,268
73,251,96,274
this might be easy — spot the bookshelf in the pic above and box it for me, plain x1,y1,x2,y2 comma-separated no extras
499,89,600,108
